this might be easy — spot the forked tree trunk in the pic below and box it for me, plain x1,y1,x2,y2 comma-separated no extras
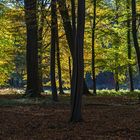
58,0,90,95
70,0,85,122
24,0,41,97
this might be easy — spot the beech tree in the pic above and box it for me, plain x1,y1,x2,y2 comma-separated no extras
24,0,41,97
131,0,140,73
70,0,85,122
114,0,119,91
92,0,97,95
38,1,45,92
127,0,134,91
50,0,58,101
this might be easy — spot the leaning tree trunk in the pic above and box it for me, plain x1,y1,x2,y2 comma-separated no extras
24,0,41,97
131,0,140,73
70,0,85,122
127,0,134,91
91,0,97,96
58,0,90,95
50,0,58,101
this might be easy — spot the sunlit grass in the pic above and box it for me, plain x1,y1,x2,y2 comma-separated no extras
0,88,24,95
0,88,140,106
0,88,140,98
96,89,140,99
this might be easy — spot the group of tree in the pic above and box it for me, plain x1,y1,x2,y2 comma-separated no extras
0,0,140,121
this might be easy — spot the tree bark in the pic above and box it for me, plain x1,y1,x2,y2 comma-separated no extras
24,0,41,97
131,0,140,73
38,3,45,93
127,0,134,91
92,0,97,96
114,0,119,92
50,0,58,101
70,0,85,122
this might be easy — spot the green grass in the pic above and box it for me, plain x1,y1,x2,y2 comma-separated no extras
0,88,140,106
96,89,140,98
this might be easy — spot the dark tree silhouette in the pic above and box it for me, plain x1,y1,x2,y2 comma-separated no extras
127,0,134,91
38,2,45,93
92,0,97,96
50,0,58,101
114,0,119,91
131,0,140,73
24,0,41,97
70,0,85,122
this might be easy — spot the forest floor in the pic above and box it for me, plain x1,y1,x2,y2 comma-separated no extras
0,89,140,140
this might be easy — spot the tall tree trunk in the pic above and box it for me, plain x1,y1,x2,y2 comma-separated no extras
38,3,45,93
56,19,64,94
70,0,76,102
70,0,85,122
114,0,119,92
127,0,134,91
131,0,140,73
24,0,41,97
50,0,58,101
92,0,97,96
58,0,90,95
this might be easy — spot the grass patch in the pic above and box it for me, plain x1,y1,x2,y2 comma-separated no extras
96,89,140,99
0,88,140,106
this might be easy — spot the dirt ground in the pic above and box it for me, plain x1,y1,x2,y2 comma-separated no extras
0,95,140,140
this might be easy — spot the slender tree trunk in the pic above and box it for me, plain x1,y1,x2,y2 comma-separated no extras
70,0,76,102
57,48,64,94
92,0,97,96
57,0,74,55
38,3,45,93
114,0,119,92
127,0,134,91
131,0,140,73
50,0,58,101
56,19,64,94
70,0,85,122
58,0,90,95
24,0,41,97
69,56,72,90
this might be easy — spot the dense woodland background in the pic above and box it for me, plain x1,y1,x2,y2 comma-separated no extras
0,0,140,90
